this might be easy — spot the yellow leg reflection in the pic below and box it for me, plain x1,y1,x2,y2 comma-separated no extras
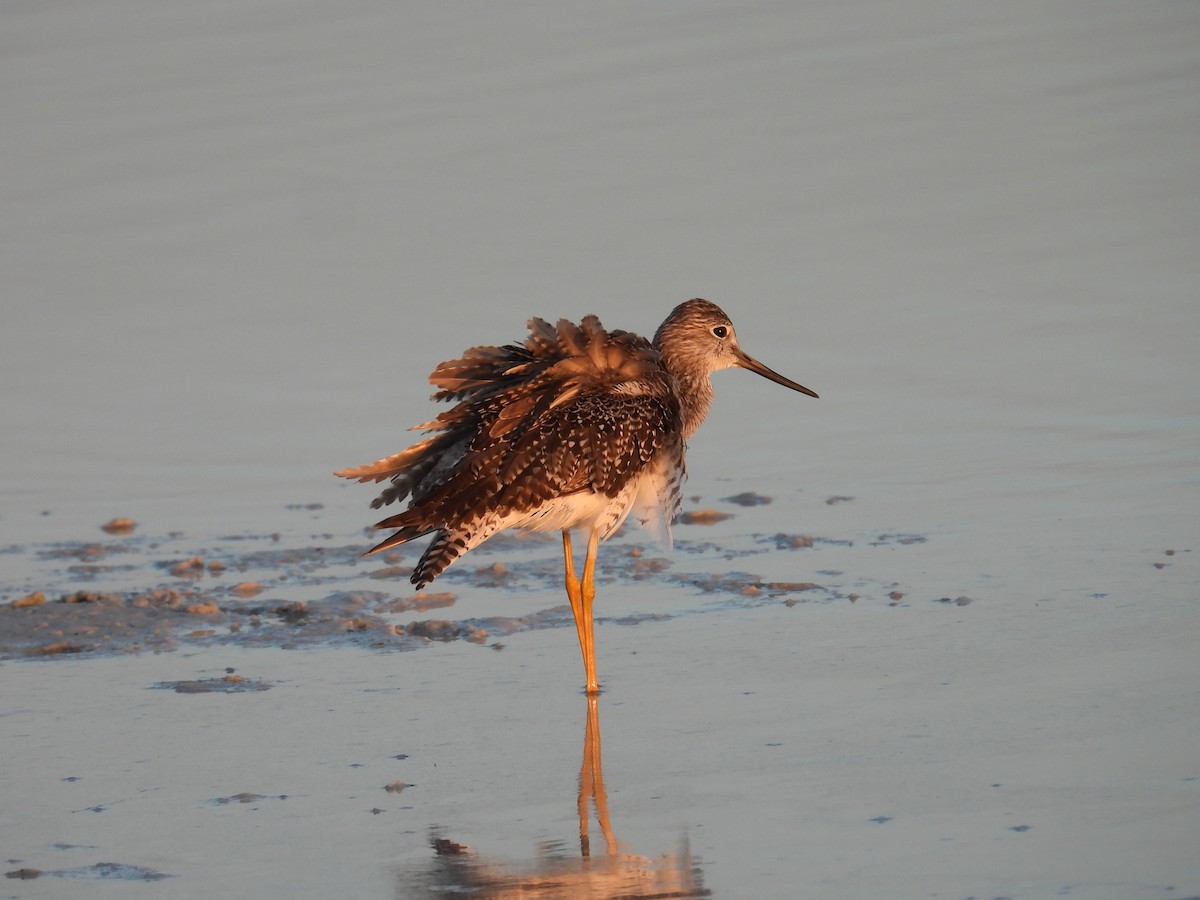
413,695,709,896
578,694,616,858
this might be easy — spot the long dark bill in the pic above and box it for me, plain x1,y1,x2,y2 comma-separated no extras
734,348,819,398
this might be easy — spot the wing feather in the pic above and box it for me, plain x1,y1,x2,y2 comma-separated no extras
336,311,681,584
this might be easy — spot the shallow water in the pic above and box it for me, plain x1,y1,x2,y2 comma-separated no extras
2,1,1198,898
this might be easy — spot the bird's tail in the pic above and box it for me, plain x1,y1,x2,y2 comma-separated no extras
409,530,472,589
365,508,507,589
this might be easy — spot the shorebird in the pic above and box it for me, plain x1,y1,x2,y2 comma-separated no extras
336,298,817,693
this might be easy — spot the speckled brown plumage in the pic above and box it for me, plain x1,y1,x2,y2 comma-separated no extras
336,314,683,585
336,298,817,692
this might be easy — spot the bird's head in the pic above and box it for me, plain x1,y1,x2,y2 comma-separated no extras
653,298,818,397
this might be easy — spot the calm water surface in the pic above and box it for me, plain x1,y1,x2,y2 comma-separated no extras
2,2,1197,897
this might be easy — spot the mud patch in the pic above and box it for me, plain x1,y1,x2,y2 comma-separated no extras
870,533,927,546
2,518,935,659
100,517,138,535
153,674,272,693
210,792,288,805
721,491,772,506
1,587,221,658
757,533,855,551
5,862,173,881
678,509,732,525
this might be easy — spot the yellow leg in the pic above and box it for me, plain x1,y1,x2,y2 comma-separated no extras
562,532,587,671
562,529,601,694
580,528,599,693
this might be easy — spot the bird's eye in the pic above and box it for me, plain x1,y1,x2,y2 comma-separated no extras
712,325,728,339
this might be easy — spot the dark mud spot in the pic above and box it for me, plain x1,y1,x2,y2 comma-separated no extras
153,676,272,693
273,601,310,624
764,581,822,592
721,492,772,506
167,556,207,578
34,642,88,656
669,572,833,607
406,620,460,641
672,570,763,596
871,533,926,546
211,792,287,805
432,836,471,856
39,543,118,562
760,533,817,550
6,862,174,881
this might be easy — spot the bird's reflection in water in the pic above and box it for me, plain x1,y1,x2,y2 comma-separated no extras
399,696,710,899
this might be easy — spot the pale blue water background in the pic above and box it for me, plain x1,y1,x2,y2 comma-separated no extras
2,2,1198,897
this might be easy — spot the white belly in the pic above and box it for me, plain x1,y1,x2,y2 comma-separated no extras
505,456,682,549
509,486,634,537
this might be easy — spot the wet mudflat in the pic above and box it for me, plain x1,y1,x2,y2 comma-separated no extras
2,493,1195,899
0,500,927,662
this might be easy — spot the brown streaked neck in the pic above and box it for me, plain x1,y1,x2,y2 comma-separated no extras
654,344,714,440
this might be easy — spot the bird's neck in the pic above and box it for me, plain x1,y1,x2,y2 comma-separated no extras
671,368,714,439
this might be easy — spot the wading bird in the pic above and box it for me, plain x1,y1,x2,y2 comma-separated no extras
336,298,817,693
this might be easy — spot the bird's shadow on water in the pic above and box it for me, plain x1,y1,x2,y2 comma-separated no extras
395,696,711,900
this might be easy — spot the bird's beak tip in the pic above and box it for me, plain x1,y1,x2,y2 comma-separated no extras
734,349,818,398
